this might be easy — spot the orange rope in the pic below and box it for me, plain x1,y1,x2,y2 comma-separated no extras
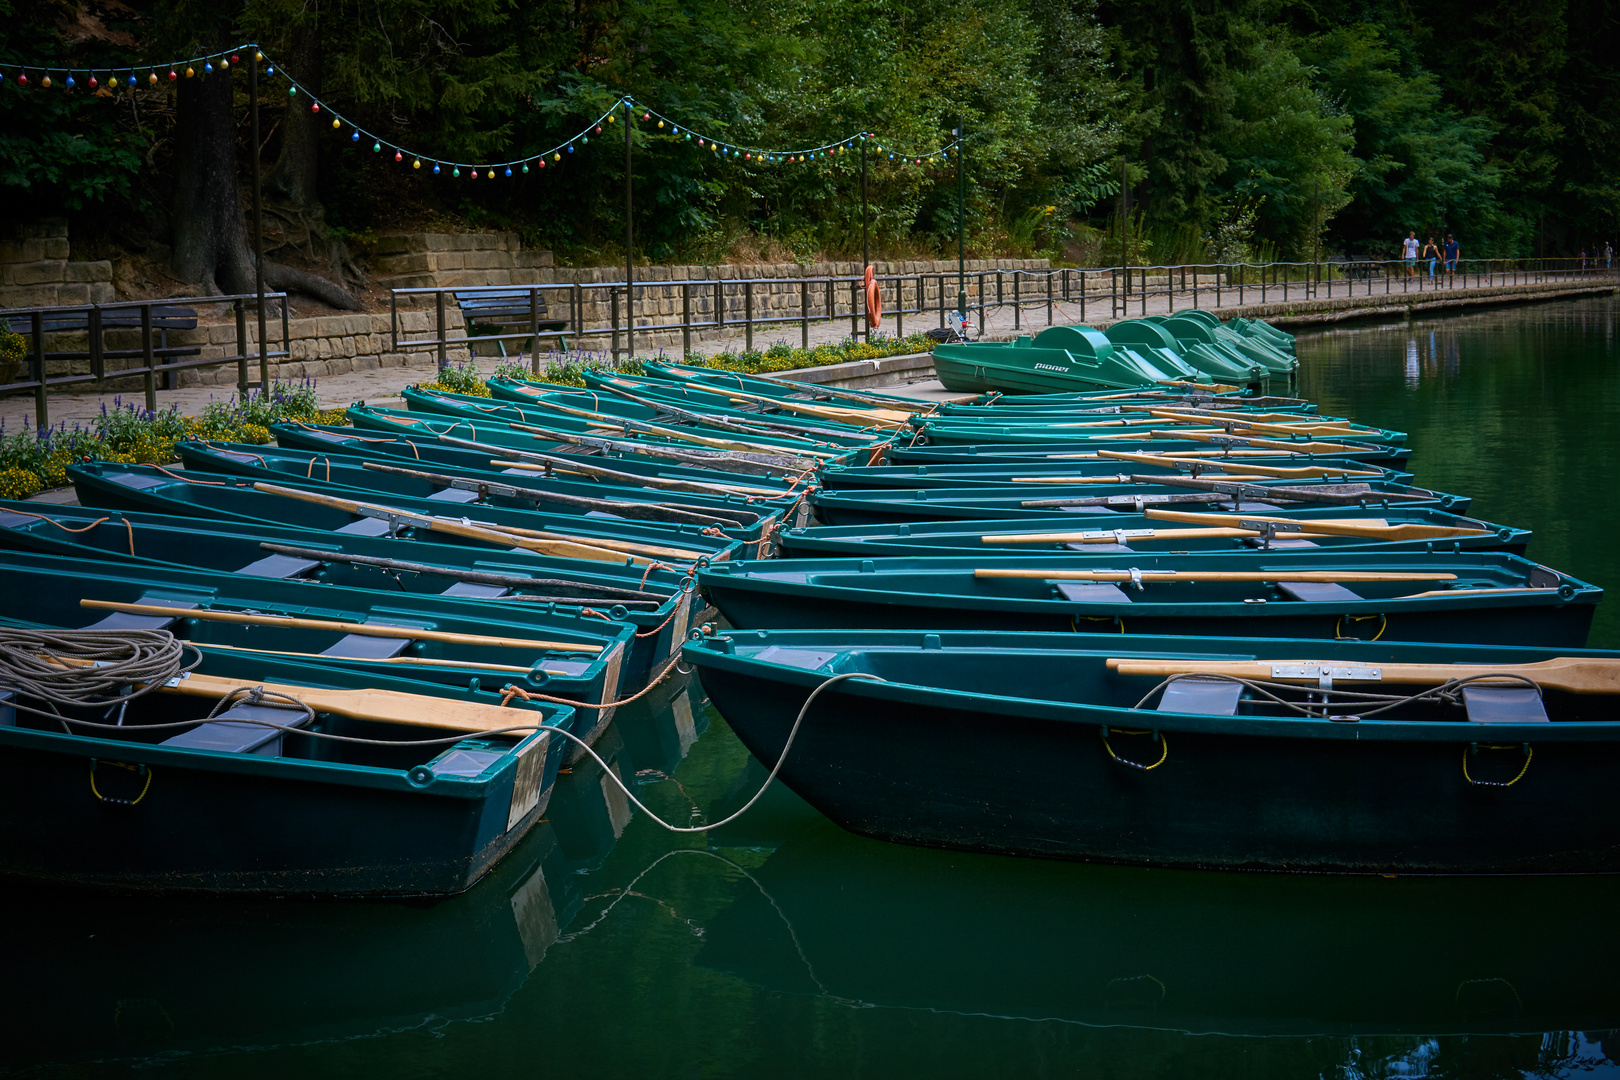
500,652,684,712
1,508,137,555
634,597,686,638
150,464,227,485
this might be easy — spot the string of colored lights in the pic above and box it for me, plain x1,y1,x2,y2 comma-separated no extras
1,43,965,176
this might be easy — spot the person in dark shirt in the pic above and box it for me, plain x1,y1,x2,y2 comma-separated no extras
1443,236,1460,280
1421,237,1440,280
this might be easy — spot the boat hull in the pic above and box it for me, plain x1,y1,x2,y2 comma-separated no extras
687,632,1620,873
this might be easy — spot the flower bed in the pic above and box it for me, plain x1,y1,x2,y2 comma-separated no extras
0,380,347,500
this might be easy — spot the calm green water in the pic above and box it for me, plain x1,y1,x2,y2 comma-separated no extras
7,297,1620,1079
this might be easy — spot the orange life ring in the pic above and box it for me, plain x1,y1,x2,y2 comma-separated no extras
864,265,883,329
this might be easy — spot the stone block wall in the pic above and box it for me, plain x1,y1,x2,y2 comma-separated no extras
177,307,462,386
0,218,115,309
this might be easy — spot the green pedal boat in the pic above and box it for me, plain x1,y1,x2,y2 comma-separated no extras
696,551,1600,645
0,623,576,896
682,628,1620,872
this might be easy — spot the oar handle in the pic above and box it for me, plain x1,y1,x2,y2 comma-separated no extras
972,569,1458,582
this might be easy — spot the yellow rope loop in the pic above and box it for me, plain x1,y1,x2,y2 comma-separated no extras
89,759,153,806
1462,743,1533,788
1100,727,1168,771
1335,612,1388,641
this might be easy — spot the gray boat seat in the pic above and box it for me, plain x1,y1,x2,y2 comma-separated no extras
1462,685,1549,723
1051,581,1133,604
1065,542,1133,552
320,620,425,660
440,581,512,598
585,510,625,519
1216,500,1284,512
1246,538,1319,549
0,509,37,529
336,517,395,536
425,487,480,504
1059,505,1118,515
1158,677,1243,716
106,472,168,491
161,701,312,756
1278,581,1363,603
296,428,352,444
234,553,324,579
82,595,200,631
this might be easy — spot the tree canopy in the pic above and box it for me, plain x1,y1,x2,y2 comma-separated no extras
1,0,1613,291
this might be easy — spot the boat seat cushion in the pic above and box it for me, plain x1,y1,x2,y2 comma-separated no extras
440,581,512,598
1051,581,1133,604
336,517,394,536
82,595,199,631
234,553,324,579
161,701,312,756
1278,581,1364,603
1246,538,1319,549
1158,677,1243,716
321,631,414,660
425,487,480,504
1065,542,1133,552
106,472,168,491
1462,685,1549,723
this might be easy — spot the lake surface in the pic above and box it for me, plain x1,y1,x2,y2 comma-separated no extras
7,296,1618,1079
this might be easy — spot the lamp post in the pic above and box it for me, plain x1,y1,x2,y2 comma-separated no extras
624,99,634,358
249,50,266,393
956,123,966,319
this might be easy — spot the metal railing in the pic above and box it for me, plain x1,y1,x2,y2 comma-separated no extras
0,294,291,428
390,258,1618,368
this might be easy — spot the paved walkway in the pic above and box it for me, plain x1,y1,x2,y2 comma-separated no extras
5,270,1611,432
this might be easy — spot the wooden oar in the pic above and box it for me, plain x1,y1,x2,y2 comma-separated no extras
982,526,1294,545
1123,406,1340,424
1094,449,1383,479
252,482,704,563
78,600,607,653
1156,379,1242,393
489,456,787,498
973,568,1457,583
507,411,844,460
1010,473,1276,484
1104,656,1619,695
1143,508,1493,541
360,460,761,528
1047,448,1326,461
592,377,884,444
1118,475,1433,506
437,425,804,479
152,672,550,733
1141,409,1369,437
1143,429,1380,455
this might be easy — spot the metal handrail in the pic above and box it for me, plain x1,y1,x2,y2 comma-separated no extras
0,293,291,428
391,257,1616,368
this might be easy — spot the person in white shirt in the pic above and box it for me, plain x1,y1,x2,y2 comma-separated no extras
1402,232,1419,276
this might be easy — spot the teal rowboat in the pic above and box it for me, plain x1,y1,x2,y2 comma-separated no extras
68,461,744,563
817,456,1413,490
0,501,698,689
342,404,816,481
0,625,576,896
174,441,785,546
774,508,1531,558
888,435,1413,470
0,547,633,747
682,628,1617,872
911,413,1406,447
270,421,804,498
696,551,1599,645
810,479,1469,526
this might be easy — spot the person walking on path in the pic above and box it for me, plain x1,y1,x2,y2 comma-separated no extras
1444,235,1460,281
1403,232,1420,276
1422,236,1441,280
1607,241,1614,269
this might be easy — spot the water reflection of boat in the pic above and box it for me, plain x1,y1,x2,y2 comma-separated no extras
693,823,1620,1037
0,674,709,1070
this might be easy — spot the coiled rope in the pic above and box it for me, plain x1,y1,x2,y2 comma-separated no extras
0,627,201,712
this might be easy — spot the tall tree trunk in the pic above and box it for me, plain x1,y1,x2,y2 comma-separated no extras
170,53,361,309
264,5,324,214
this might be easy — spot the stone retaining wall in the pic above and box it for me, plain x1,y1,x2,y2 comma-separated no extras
0,218,114,310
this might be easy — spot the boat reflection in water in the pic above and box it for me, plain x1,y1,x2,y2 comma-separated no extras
0,676,706,1071
696,790,1620,1047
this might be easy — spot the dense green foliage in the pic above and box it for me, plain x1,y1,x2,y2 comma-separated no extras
2,0,1613,266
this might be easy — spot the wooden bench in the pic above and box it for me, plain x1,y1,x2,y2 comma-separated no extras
453,290,570,356
34,304,202,388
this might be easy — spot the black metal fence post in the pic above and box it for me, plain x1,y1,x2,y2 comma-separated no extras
31,311,46,428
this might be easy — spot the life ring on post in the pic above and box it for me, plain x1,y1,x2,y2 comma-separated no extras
864,265,883,330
